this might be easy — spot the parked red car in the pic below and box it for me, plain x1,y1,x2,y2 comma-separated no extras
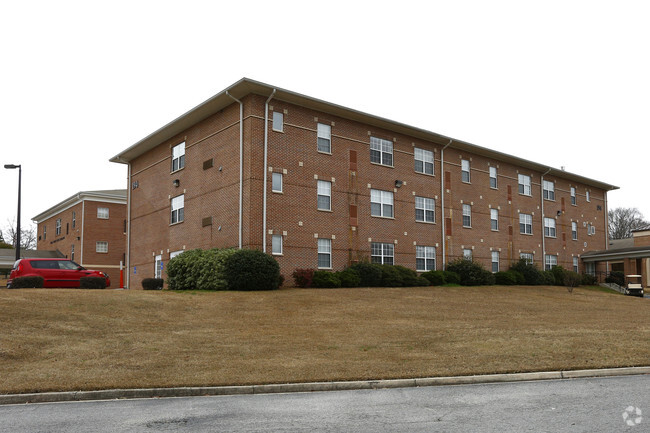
7,259,110,288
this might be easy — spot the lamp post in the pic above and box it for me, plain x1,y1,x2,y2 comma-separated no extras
4,164,21,261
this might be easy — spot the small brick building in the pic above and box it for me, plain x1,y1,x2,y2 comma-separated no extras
111,78,618,289
32,190,127,287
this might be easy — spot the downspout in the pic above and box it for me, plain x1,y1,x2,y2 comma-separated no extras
80,198,85,266
126,162,132,288
540,167,552,269
226,91,244,249
263,89,276,253
440,139,452,269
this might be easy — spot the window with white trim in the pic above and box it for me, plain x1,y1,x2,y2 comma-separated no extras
371,242,394,265
586,190,590,202
317,123,331,153
490,209,499,231
272,172,283,193
573,257,579,273
96,241,108,253
71,244,75,262
317,180,331,211
72,211,76,228
543,180,555,200
544,217,556,238
489,166,498,189
491,251,500,273
520,213,533,235
272,111,283,132
272,234,283,255
55,218,61,235
43,225,46,240
520,252,534,264
570,187,576,205
416,246,436,271
463,249,473,260
545,254,558,271
572,221,578,240
370,137,393,166
462,204,471,228
415,196,435,223
97,207,109,219
154,254,162,278
171,194,184,224
461,159,470,183
317,238,332,268
414,148,434,175
171,142,185,172
370,189,394,218
518,174,531,196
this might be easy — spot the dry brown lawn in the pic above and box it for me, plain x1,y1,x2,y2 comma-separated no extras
1,285,649,394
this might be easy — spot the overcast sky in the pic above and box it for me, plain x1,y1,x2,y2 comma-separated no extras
1,0,648,242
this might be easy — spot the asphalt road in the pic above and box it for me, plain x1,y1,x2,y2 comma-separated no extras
1,375,647,432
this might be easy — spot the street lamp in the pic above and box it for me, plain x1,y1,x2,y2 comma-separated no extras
4,164,21,261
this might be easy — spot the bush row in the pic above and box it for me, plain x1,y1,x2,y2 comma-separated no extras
293,263,430,288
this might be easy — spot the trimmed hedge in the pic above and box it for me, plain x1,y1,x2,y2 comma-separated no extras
422,270,446,286
336,269,360,288
166,248,237,291
443,271,461,285
509,259,545,285
222,249,281,291
494,271,517,285
446,259,495,286
10,276,44,288
80,277,106,289
348,262,383,287
311,271,341,288
142,278,164,290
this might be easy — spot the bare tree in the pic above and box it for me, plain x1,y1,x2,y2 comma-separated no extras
608,207,650,240
2,218,37,250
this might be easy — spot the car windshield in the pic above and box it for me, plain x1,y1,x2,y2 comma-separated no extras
58,260,82,270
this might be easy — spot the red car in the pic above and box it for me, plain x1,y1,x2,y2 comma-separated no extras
7,258,110,288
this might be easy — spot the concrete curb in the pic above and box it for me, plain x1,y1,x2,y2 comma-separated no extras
2,366,649,406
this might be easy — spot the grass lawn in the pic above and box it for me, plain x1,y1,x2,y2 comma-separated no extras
0,285,649,394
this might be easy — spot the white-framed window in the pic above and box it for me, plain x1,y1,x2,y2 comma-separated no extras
543,180,555,201
43,225,46,240
317,238,332,269
586,262,595,276
97,207,109,219
272,111,283,132
520,213,533,235
489,166,498,189
463,249,473,260
587,224,596,236
370,136,393,166
570,187,576,205
490,209,499,231
71,244,75,262
371,242,394,265
414,148,434,175
520,252,534,264
55,218,62,235
572,221,578,240
544,217,556,238
170,250,184,259
462,204,471,228
573,257,579,273
518,174,531,196
272,172,283,193
317,123,331,153
461,159,470,183
586,190,591,202
72,211,76,228
96,241,108,253
371,189,394,218
491,251,500,273
171,141,185,172
545,254,558,271
416,246,436,271
415,196,435,223
154,254,162,278
317,180,331,211
272,234,283,255
171,194,184,224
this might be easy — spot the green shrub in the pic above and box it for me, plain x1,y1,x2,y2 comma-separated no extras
336,269,361,288
79,277,106,289
495,271,517,285
222,249,280,291
292,268,315,288
311,271,342,288
165,248,236,290
605,271,625,286
443,271,461,285
348,262,383,287
394,266,419,287
446,259,494,286
509,259,545,285
380,265,403,287
416,276,431,286
551,266,566,286
11,276,44,288
142,278,164,290
564,271,582,289
166,249,204,290
542,270,556,285
509,270,525,285
581,273,598,285
422,270,446,286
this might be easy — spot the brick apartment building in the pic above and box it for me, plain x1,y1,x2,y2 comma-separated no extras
32,190,127,287
111,78,618,289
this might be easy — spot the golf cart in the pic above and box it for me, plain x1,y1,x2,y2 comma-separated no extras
624,275,644,297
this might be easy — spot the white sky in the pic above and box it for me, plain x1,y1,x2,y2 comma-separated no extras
1,0,648,240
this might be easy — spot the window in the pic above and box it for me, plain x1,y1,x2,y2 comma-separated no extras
96,241,108,253
43,225,46,240
172,142,185,172
544,217,556,238
170,250,184,259
272,235,283,255
416,246,436,271
487,166,497,189
55,218,61,235
463,249,473,260
586,262,595,276
317,180,331,211
570,187,576,205
72,211,76,229
586,190,590,202
154,254,162,278
461,159,470,183
573,257,579,273
518,174,531,196
519,213,533,235
272,111,283,132
317,238,331,268
545,254,558,271
171,194,184,224
543,180,555,200
490,209,499,231
370,137,393,166
272,172,283,193
97,207,109,219
415,196,435,223
414,148,434,175
317,123,331,153
491,251,500,273
71,244,75,262
371,189,394,218
371,242,394,265
572,222,578,240
520,252,534,264
462,204,471,228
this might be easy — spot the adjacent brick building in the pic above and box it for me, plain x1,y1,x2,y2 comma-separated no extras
110,78,618,289
32,190,127,287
